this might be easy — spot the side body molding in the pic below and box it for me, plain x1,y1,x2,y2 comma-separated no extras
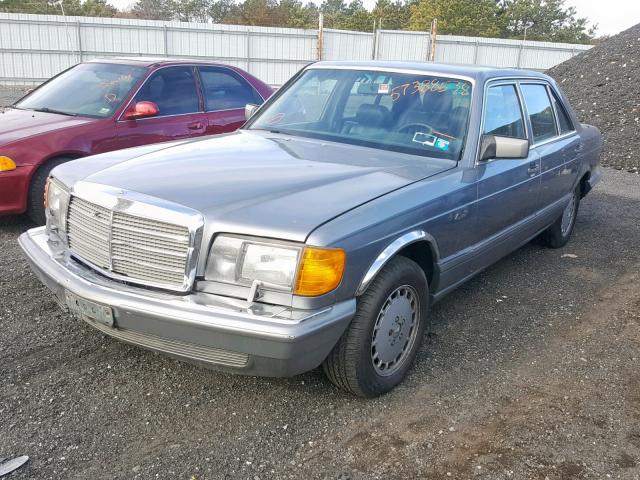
356,230,439,296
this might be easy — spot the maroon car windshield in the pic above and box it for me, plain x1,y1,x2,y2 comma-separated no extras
16,63,146,118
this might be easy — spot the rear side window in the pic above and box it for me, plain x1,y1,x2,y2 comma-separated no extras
483,84,526,139
549,88,574,134
520,84,557,143
198,67,262,111
134,66,200,117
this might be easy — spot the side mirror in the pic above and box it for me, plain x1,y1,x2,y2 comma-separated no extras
123,101,160,120
479,135,529,161
245,103,259,120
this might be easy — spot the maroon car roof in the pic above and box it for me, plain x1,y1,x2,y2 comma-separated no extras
86,57,231,68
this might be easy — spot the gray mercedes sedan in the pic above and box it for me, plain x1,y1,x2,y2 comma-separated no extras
19,61,602,397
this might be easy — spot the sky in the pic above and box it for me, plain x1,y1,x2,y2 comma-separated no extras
109,0,640,37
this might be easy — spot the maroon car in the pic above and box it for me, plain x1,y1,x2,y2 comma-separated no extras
0,58,273,223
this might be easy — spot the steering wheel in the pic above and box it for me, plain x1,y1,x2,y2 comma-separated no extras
396,122,434,135
104,93,118,104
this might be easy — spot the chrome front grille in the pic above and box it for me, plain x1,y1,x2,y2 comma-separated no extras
67,196,192,290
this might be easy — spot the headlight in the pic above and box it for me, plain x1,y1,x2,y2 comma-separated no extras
205,235,346,296
44,177,70,232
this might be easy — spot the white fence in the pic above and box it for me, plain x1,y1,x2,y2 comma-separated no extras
0,12,591,86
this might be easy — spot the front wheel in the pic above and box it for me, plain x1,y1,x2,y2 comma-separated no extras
322,256,429,397
537,184,581,249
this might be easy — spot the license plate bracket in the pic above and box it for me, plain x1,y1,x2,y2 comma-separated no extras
65,290,114,328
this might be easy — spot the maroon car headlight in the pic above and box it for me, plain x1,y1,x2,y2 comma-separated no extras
45,177,70,233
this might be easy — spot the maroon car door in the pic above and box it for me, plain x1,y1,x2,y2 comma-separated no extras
197,66,265,135
116,66,206,148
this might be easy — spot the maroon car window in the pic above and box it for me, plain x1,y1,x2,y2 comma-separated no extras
16,63,146,118
133,67,200,117
198,67,262,111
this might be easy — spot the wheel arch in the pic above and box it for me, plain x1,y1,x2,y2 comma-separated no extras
356,230,439,297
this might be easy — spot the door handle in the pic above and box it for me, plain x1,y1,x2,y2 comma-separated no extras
187,122,204,130
527,162,540,175
574,144,584,153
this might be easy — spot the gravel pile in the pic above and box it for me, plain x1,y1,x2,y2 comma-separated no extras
548,23,640,172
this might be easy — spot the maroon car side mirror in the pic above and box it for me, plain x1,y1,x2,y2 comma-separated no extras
123,101,160,120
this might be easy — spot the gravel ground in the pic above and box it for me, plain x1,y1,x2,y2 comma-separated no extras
1,168,639,479
0,86,28,107
548,23,640,172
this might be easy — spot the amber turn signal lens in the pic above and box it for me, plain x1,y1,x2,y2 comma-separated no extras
294,247,346,296
0,156,16,172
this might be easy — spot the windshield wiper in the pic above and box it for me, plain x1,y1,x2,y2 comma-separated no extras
32,107,78,117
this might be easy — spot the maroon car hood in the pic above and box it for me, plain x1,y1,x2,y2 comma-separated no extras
0,108,97,146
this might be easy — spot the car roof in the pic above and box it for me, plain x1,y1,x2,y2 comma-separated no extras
86,57,233,68
309,60,551,83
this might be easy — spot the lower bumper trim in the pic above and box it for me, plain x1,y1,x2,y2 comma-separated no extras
86,318,250,368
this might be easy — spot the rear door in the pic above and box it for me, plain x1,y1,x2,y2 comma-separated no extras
116,66,206,148
197,66,265,135
475,81,541,243
520,83,581,208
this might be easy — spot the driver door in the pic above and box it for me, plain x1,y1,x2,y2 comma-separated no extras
474,82,542,246
116,66,206,149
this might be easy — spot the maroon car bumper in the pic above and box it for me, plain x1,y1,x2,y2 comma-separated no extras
0,165,34,215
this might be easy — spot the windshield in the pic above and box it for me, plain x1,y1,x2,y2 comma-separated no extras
249,68,472,160
16,63,146,118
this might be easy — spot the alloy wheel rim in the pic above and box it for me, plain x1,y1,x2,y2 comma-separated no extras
561,192,578,236
371,285,420,376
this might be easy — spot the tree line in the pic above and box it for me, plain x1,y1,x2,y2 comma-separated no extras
0,0,596,44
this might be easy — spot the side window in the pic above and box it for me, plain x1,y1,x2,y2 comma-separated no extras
199,67,262,111
549,88,574,134
134,66,200,117
483,84,526,139
520,84,558,143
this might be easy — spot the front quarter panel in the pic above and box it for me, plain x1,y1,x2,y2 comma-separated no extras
307,166,477,302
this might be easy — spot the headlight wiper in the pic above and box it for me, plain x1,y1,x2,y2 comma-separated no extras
33,107,78,117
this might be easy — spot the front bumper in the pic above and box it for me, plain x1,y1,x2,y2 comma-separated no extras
0,166,32,215
19,227,355,377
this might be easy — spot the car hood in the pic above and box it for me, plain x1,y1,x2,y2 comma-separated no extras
0,108,97,145
57,130,454,242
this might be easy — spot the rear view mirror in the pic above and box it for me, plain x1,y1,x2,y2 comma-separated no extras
479,135,529,161
123,101,160,120
245,103,259,120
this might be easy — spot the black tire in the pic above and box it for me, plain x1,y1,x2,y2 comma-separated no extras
27,157,70,225
537,184,581,249
322,256,429,397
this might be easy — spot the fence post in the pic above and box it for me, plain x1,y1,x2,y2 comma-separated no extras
473,39,479,64
76,21,83,62
317,12,324,60
372,20,381,60
429,18,438,62
163,25,169,55
246,28,251,72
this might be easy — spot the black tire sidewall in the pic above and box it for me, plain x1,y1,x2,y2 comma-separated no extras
351,257,429,397
27,158,70,225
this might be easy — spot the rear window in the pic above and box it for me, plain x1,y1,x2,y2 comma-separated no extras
199,66,262,111
520,84,557,143
549,89,574,134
